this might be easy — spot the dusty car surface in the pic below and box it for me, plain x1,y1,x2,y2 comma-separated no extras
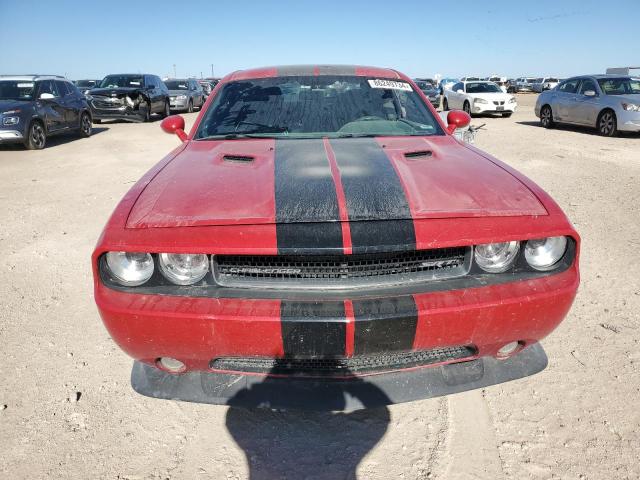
536,75,640,136
88,74,170,123
92,65,580,410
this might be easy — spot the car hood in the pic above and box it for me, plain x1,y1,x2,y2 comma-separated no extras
126,136,546,228
0,99,32,113
89,87,143,97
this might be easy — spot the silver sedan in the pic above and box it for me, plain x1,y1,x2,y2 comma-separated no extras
164,78,205,113
535,75,640,136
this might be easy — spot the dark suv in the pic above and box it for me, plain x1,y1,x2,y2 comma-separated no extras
89,74,170,123
0,75,92,150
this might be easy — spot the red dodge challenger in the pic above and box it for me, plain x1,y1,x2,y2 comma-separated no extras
92,65,579,410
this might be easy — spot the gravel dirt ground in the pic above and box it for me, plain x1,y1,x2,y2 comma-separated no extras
1,95,639,479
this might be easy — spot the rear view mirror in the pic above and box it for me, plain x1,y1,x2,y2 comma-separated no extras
39,93,55,100
584,90,596,97
446,110,471,134
160,115,187,142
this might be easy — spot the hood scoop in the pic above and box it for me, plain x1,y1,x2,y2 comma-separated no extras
223,154,255,163
404,150,433,159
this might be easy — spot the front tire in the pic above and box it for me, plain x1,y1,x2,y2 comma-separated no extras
142,102,151,122
463,101,471,115
187,99,194,113
540,105,554,129
443,98,449,111
79,112,92,138
160,100,170,118
597,110,617,137
24,121,46,150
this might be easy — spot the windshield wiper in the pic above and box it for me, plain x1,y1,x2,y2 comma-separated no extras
196,131,285,140
333,133,379,138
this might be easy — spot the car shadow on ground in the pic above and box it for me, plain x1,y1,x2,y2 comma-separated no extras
224,366,391,480
516,121,640,138
0,127,109,151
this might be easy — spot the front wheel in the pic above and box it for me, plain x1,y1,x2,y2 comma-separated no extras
79,112,92,137
540,105,554,129
187,99,194,113
442,98,449,111
160,101,170,118
598,110,617,137
24,121,46,150
463,101,471,115
142,102,151,122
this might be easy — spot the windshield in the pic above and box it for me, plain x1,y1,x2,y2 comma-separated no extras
546,78,559,82
598,77,640,95
466,82,502,93
165,80,189,90
99,75,144,88
416,81,434,89
195,75,444,140
0,80,35,101
76,80,97,88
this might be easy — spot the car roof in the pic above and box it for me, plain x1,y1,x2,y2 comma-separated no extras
0,74,67,81
225,65,403,82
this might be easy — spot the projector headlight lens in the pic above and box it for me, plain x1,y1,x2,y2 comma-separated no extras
158,253,209,285
475,241,520,273
524,236,567,271
105,252,154,286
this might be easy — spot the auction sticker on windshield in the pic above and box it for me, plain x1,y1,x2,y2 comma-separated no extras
368,79,413,91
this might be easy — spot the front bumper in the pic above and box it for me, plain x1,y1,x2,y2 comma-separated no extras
90,104,145,122
96,261,578,374
473,103,517,114
617,109,640,132
132,342,548,410
170,97,189,110
0,129,24,143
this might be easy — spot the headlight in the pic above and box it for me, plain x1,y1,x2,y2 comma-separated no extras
474,242,520,273
85,94,93,101
176,95,187,100
622,102,640,112
106,252,154,286
2,116,19,125
158,253,209,285
508,97,516,103
524,236,567,271
474,98,488,104
125,96,135,107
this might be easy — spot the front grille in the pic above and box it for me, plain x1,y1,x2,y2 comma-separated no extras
210,346,476,376
493,101,505,106
213,247,471,290
92,97,123,109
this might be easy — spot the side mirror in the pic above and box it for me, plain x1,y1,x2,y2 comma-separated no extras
161,115,187,141
39,93,55,100
456,89,464,94
446,110,471,134
584,90,596,97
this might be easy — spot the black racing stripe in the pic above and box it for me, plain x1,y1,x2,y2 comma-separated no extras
274,139,343,253
329,138,416,253
280,301,346,358
352,296,418,355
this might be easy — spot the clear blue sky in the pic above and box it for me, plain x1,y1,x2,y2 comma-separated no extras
1,0,638,80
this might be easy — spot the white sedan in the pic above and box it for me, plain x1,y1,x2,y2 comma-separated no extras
443,81,517,117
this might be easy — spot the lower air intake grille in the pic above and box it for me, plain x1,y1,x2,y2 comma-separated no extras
213,247,471,290
210,346,476,376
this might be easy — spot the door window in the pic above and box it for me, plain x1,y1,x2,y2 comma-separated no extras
56,80,72,96
557,79,579,94
578,79,597,95
38,80,60,98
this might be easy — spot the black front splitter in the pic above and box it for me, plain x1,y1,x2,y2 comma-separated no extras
131,343,548,411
